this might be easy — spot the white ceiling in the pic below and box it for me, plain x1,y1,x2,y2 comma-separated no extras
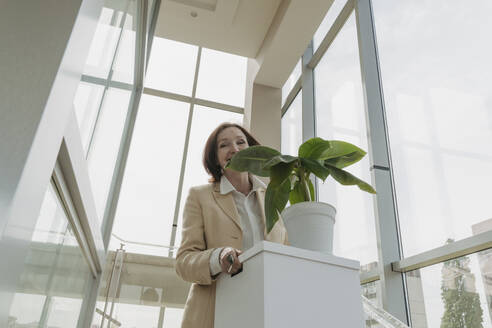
154,0,334,88
155,0,282,58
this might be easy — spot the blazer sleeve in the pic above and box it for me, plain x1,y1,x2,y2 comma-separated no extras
175,187,216,285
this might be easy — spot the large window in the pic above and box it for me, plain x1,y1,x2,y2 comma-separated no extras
73,0,138,226
281,59,301,107
87,88,132,221
372,0,492,257
281,90,303,156
110,96,190,255
8,181,93,327
314,14,377,266
195,48,247,107
176,106,243,249
105,36,246,256
145,38,198,96
406,250,492,327
313,0,348,52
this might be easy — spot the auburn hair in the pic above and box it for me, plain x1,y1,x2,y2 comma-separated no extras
203,123,260,183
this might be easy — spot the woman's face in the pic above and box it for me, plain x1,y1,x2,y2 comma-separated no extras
216,127,249,170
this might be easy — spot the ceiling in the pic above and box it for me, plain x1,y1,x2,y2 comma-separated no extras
154,0,334,88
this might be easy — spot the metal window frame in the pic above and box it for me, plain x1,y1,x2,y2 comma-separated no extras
50,165,103,328
392,230,492,273
102,0,148,247
281,78,302,118
86,0,132,158
93,2,246,254
168,46,203,256
354,0,410,324
52,164,100,277
303,0,492,324
308,0,355,70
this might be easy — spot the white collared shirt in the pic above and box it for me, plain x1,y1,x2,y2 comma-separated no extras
209,175,266,276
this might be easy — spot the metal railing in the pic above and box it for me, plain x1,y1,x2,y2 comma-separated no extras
362,296,409,328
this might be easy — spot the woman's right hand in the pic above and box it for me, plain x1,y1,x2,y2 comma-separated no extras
219,247,242,275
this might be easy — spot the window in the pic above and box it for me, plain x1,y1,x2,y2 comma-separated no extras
195,48,247,107
405,250,492,327
83,6,123,79
110,95,190,255
8,181,93,327
313,0,348,52
111,0,136,83
281,59,302,107
87,88,132,222
314,14,377,266
175,106,243,249
145,37,199,96
281,90,303,156
373,0,492,256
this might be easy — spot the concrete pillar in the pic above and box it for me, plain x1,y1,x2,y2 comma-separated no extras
243,59,282,151
0,0,102,324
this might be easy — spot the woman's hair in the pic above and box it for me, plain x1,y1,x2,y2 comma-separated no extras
203,122,260,183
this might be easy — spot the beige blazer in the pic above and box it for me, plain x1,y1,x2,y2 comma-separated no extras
175,182,288,328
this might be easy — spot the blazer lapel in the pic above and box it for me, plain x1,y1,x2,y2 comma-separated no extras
212,184,242,232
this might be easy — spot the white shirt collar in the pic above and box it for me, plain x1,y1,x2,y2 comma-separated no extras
220,174,266,195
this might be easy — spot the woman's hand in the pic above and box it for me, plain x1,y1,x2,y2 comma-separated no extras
219,247,242,275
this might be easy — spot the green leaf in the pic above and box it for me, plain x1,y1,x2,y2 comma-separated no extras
300,158,330,181
226,145,280,177
320,140,366,162
298,138,332,159
270,162,295,187
324,150,365,169
265,179,291,233
325,164,376,194
262,154,298,170
308,178,315,200
288,178,315,204
289,180,304,205
299,138,367,166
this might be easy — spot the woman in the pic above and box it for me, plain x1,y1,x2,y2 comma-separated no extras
175,122,288,328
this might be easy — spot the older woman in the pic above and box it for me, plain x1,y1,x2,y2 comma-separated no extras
175,122,288,328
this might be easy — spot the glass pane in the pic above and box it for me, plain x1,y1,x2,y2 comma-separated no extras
110,95,189,255
110,303,161,327
362,280,384,327
281,59,302,107
406,251,492,327
313,0,348,52
372,0,492,256
175,106,243,250
73,82,105,152
195,48,247,107
8,182,93,327
83,6,123,78
314,14,377,265
88,88,131,222
145,37,199,96
163,308,184,328
281,90,302,156
111,0,136,84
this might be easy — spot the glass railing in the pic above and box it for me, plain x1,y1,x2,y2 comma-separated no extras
362,295,410,328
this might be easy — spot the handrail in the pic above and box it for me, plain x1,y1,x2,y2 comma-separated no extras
362,296,410,328
111,233,178,250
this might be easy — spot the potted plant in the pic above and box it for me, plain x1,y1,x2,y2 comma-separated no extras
226,137,376,253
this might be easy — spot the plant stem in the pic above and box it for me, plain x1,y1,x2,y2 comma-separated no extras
299,169,311,202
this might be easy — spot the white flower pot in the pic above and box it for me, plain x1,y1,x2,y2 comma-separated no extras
281,201,336,254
